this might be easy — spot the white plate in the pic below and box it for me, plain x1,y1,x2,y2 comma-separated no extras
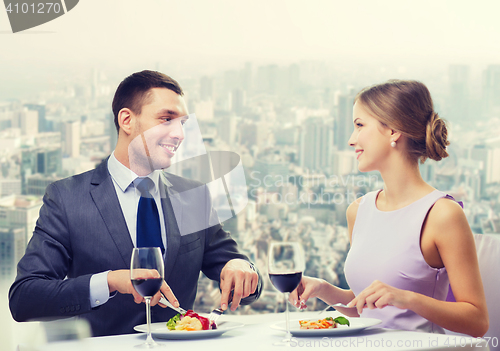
134,321,243,340
271,317,382,337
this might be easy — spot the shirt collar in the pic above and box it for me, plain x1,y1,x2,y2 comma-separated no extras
108,152,164,194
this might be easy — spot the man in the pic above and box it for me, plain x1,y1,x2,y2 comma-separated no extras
9,70,262,337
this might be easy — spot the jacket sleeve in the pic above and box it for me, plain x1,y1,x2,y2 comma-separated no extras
199,185,263,305
9,182,93,322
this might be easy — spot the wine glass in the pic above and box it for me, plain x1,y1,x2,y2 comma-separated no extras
268,241,305,345
131,247,165,348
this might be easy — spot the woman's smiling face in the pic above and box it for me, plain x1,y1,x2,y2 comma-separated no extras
348,101,394,173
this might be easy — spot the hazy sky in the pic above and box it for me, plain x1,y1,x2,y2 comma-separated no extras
1,0,500,72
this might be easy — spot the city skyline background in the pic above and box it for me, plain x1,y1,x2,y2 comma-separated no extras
1,1,500,348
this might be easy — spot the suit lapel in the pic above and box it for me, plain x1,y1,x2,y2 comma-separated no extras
160,173,181,281
90,160,134,268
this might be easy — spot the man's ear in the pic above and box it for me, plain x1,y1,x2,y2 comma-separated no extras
118,108,133,135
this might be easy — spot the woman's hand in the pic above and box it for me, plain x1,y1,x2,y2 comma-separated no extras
289,276,326,309
348,280,413,315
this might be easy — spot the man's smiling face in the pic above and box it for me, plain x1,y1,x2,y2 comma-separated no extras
128,87,189,175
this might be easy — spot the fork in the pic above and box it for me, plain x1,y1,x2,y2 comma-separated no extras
318,303,356,314
208,291,233,324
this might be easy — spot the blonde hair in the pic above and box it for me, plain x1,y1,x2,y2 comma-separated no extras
355,79,449,163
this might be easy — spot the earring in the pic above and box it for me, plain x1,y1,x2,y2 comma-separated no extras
390,140,396,148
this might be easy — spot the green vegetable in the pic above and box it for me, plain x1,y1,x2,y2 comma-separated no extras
333,316,350,326
166,313,181,330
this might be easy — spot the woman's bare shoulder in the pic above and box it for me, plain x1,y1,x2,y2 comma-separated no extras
428,197,466,225
426,196,472,244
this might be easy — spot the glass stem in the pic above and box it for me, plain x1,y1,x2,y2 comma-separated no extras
284,292,291,342
145,297,153,345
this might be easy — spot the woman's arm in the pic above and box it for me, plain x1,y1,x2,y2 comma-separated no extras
416,198,488,336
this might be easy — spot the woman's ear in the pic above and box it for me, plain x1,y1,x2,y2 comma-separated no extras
117,108,133,135
391,130,402,142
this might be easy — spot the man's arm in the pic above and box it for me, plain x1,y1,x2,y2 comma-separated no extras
9,182,94,321
201,217,262,310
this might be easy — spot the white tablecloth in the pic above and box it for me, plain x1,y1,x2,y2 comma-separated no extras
27,311,490,351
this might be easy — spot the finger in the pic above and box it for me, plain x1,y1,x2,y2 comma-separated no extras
220,277,233,311
160,281,179,308
347,295,363,315
231,280,244,312
249,274,258,298
242,273,252,298
150,291,162,307
297,283,314,306
129,281,144,304
133,293,143,304
289,287,300,307
374,294,392,309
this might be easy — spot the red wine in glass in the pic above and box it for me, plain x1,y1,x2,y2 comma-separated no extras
130,247,164,348
269,272,302,293
132,278,163,297
268,242,305,345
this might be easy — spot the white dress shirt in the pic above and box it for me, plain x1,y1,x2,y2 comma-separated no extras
89,152,169,307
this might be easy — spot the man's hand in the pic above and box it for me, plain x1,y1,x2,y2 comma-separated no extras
107,269,179,308
219,259,258,311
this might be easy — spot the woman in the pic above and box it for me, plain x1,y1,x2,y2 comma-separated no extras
290,80,489,337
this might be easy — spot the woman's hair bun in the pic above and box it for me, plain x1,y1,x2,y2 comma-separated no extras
425,112,449,162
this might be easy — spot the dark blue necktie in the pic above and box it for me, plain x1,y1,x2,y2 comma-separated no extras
136,178,164,254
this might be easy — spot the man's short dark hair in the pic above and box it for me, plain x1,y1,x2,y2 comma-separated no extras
112,70,184,132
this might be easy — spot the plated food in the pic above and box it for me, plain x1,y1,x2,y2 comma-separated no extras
299,316,350,329
271,316,380,337
167,310,217,331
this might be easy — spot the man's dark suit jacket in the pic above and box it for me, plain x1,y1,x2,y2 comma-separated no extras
9,159,260,336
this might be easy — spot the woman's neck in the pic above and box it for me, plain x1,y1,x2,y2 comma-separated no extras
377,159,434,211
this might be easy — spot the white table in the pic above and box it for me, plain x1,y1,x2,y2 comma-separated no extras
30,311,490,351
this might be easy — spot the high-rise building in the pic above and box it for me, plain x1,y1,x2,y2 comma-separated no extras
448,65,470,125
332,150,357,176
241,62,253,93
200,76,215,101
0,194,42,246
108,112,118,150
299,117,333,172
19,108,38,136
486,147,500,184
63,120,81,157
0,227,25,281
230,89,246,115
0,179,21,197
21,147,62,194
336,93,355,151
256,64,279,95
26,174,60,196
239,121,268,150
217,113,237,146
288,64,300,94
253,154,289,193
470,144,488,197
24,103,48,132
482,65,500,116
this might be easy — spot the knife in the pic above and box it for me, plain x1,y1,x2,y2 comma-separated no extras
159,294,187,315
